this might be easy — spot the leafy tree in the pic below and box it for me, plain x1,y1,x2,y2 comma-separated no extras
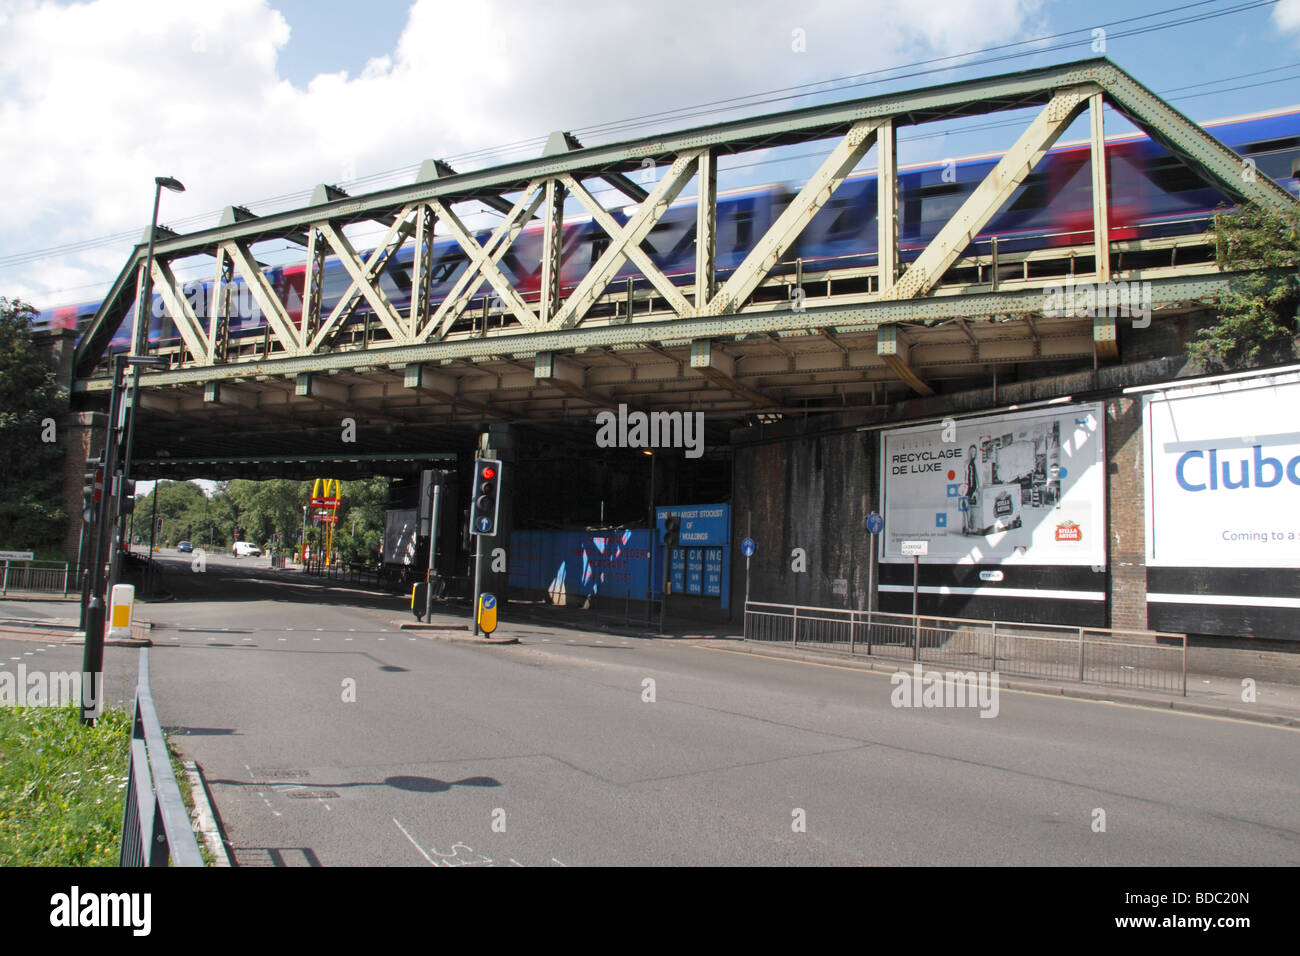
1189,202,1300,372
0,298,67,553
133,480,207,548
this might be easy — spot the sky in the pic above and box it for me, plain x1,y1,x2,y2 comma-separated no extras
1,0,1299,313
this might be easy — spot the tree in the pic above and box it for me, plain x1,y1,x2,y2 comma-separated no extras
0,298,67,554
1189,202,1300,372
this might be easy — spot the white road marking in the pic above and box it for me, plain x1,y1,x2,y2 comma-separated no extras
278,637,287,642
392,818,435,865
551,858,567,866
345,637,353,642
312,637,320,642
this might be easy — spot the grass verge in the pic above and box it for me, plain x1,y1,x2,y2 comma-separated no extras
0,703,131,866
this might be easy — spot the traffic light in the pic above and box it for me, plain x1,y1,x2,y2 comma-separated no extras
468,458,502,536
119,478,136,515
82,459,104,523
663,515,680,547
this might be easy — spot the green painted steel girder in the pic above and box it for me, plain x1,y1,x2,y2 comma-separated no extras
80,271,1236,393
73,57,1296,380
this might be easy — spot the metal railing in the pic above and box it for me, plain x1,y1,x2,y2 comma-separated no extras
744,602,1187,695
120,646,204,867
1,559,77,596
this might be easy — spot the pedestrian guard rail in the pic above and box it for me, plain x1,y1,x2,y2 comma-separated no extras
744,602,1187,695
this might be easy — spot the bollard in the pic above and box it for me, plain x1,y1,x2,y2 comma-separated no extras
108,584,136,641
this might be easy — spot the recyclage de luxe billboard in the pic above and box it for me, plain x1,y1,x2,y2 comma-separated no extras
1144,372,1300,568
880,403,1106,566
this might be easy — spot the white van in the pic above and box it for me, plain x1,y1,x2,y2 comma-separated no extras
233,542,262,557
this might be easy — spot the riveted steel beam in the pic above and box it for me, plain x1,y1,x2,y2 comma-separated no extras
878,118,898,294
695,149,717,310
85,271,1236,393
76,58,1299,380
876,325,935,396
223,241,301,355
560,162,698,326
403,362,507,418
1090,93,1111,284
689,340,780,409
317,218,412,346
150,257,210,362
889,87,1093,301
554,153,701,329
706,118,883,315
427,185,546,337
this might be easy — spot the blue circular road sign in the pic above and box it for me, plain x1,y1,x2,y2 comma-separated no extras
741,537,756,556
476,516,493,533
866,512,884,535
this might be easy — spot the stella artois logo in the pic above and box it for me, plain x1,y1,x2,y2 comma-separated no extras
1055,520,1081,542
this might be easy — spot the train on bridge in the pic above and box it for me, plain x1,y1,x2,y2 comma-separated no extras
36,107,1300,355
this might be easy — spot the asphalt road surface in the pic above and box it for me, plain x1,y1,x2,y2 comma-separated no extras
49,551,1300,866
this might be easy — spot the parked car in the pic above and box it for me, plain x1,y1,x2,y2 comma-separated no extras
233,542,262,557
177,541,193,553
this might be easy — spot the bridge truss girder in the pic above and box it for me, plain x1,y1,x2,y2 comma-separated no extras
74,57,1295,415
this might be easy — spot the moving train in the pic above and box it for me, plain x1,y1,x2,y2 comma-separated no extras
35,107,1300,354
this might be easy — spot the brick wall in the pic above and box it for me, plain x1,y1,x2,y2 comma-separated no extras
59,412,104,562
1105,396,1147,630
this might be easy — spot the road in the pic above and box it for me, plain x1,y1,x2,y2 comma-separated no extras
22,550,1300,866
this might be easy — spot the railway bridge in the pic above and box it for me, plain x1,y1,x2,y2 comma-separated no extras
55,56,1298,636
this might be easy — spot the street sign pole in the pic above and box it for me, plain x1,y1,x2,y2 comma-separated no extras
900,539,928,662
425,483,440,622
472,532,485,637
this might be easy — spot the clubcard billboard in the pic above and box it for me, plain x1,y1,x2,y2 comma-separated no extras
1144,372,1300,568
880,403,1106,566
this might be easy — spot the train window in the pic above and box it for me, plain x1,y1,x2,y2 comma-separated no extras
914,181,966,221
1005,171,1049,214
733,208,754,250
826,198,864,238
1143,155,1206,193
431,258,463,283
1245,136,1300,155
1242,137,1300,181
591,235,610,264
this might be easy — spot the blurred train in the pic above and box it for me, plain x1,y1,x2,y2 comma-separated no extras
35,107,1300,354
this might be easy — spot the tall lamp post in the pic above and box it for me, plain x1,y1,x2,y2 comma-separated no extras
81,351,164,726
111,176,185,597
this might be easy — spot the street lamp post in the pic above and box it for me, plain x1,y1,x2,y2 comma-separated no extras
111,176,184,598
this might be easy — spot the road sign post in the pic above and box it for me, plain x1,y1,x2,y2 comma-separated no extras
740,536,756,609
901,539,928,661
865,512,883,617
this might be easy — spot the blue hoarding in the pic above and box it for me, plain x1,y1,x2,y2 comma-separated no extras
655,504,731,609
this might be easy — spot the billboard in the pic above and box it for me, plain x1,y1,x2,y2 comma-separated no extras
1144,372,1300,568
880,403,1106,566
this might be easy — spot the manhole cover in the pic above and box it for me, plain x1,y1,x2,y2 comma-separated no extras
249,768,310,781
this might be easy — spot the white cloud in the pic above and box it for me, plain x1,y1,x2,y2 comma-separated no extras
1276,0,1300,36
0,0,1043,308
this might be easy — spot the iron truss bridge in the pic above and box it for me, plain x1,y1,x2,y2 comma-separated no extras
73,57,1295,451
